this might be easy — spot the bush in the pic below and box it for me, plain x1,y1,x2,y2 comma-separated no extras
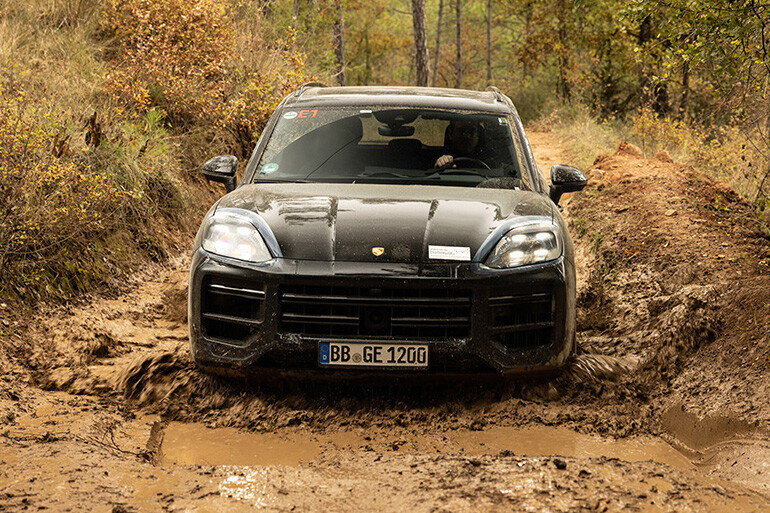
630,109,767,209
0,81,122,298
102,0,314,158
103,0,233,128
0,0,315,302
0,65,197,301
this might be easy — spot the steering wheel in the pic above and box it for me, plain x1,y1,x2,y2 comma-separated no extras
448,157,491,170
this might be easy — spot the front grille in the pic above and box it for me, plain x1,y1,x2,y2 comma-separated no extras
280,284,471,339
202,279,265,343
488,290,554,349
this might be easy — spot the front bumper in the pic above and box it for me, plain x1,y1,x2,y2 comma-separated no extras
188,250,576,376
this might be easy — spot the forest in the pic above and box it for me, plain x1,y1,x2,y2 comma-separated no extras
0,0,768,301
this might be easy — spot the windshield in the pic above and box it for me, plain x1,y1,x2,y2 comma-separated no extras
252,108,532,189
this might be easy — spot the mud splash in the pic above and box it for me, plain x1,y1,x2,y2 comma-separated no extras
562,353,638,383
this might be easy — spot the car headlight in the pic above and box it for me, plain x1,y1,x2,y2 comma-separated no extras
485,223,563,268
201,211,272,263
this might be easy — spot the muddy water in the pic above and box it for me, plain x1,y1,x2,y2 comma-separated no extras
161,422,692,470
155,422,768,513
662,402,756,452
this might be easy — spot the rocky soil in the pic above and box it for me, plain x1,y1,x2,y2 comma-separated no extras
1,132,769,512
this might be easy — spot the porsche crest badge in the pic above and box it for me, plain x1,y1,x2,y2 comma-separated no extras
372,247,385,257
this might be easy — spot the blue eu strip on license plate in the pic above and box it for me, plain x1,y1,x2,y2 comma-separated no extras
319,341,428,368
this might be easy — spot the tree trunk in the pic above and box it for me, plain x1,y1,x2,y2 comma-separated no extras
364,26,372,85
678,60,689,120
332,1,346,86
637,15,669,115
486,0,492,86
455,0,463,88
522,0,533,79
432,0,444,87
292,0,300,19
556,0,570,101
412,0,430,86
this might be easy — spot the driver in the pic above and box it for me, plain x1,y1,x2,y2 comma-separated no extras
434,120,483,170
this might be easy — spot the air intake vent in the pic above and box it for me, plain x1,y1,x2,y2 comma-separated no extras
488,291,554,349
202,280,265,343
280,284,471,339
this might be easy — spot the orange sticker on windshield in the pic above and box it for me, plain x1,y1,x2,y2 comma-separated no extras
298,109,318,119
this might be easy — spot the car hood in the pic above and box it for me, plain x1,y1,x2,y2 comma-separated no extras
215,183,554,263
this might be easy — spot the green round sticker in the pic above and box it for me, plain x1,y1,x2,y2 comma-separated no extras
261,163,279,175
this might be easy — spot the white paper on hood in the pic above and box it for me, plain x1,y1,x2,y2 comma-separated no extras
428,245,471,261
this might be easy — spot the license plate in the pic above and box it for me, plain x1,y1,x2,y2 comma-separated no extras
318,341,428,369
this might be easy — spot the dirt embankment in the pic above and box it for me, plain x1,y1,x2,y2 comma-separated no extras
568,143,770,421
1,136,770,512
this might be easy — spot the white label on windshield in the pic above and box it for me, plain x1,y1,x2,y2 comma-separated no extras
428,245,471,261
283,111,298,119
498,117,508,125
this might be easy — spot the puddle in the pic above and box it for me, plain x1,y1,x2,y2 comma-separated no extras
661,402,756,452
450,425,693,470
158,422,769,513
661,403,770,492
160,423,322,466
160,421,692,470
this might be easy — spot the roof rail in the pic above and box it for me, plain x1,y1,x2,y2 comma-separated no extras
485,86,505,103
294,81,328,97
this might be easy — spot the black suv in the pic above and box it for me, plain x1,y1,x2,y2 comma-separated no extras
189,84,586,377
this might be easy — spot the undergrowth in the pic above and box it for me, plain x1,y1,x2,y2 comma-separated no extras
0,0,314,302
543,103,770,226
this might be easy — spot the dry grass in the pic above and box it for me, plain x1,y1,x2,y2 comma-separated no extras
0,0,314,302
545,104,770,221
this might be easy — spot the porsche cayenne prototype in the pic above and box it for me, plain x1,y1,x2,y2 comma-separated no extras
189,84,587,377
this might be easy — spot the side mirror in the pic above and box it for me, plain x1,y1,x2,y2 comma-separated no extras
202,155,238,193
549,164,587,205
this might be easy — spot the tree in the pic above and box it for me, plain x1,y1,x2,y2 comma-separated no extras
486,0,492,86
332,0,347,86
411,0,430,86
432,0,444,87
455,0,463,88
626,0,770,202
556,0,571,101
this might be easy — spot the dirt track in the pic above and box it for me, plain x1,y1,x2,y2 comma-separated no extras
2,132,770,512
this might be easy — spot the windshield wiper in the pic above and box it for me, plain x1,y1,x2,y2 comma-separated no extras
423,168,488,178
252,178,311,183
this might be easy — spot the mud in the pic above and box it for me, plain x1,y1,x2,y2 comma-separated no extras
2,132,770,511
160,422,693,470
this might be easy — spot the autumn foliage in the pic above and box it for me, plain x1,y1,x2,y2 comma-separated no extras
102,0,311,152
103,0,233,126
0,0,315,301
0,80,141,297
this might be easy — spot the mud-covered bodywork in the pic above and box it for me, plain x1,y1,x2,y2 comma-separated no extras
189,85,584,377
